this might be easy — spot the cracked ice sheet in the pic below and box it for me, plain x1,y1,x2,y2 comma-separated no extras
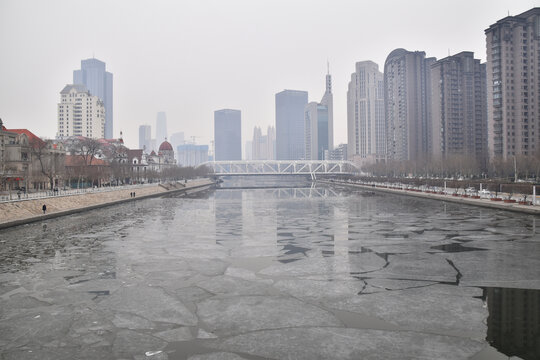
196,275,276,296
326,284,487,338
259,253,385,278
273,279,364,301
208,327,485,360
0,309,73,350
98,285,197,325
444,251,540,289
196,295,341,336
112,329,167,358
369,253,457,282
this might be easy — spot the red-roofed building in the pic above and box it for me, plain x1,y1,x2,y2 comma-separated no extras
1,119,66,192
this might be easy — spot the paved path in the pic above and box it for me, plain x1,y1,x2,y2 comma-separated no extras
0,178,215,229
321,179,540,215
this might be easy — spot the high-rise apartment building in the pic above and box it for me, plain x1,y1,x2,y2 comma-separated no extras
177,144,209,167
275,90,308,160
139,125,151,151
430,52,488,163
384,49,436,162
214,109,241,160
156,112,168,143
73,58,113,138
57,84,105,139
485,8,540,159
305,72,334,160
347,61,385,165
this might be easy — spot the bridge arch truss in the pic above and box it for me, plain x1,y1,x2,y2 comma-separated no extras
199,160,360,176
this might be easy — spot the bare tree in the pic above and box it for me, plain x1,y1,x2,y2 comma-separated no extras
29,138,65,190
68,137,102,166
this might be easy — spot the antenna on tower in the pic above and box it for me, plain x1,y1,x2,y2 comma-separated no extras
327,59,330,75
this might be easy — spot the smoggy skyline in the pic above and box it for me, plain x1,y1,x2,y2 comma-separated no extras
0,0,536,149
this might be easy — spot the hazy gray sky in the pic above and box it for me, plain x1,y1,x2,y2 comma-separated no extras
1,0,537,150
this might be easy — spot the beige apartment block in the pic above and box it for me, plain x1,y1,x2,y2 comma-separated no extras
347,61,385,164
57,84,105,139
430,52,488,164
384,49,436,162
485,8,540,160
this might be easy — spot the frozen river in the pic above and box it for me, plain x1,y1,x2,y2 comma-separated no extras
1,177,539,359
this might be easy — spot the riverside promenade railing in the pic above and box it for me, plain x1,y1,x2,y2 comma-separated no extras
0,183,157,203
325,178,539,206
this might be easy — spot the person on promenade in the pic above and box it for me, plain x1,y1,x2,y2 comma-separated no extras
42,204,47,214
17,191,21,200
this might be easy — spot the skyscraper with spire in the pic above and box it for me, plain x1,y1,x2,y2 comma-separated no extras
304,66,334,160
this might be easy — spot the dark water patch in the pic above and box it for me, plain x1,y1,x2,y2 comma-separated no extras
282,244,309,256
278,258,300,264
482,287,540,360
431,243,488,253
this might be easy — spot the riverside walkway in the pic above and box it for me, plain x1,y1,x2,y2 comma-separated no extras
322,179,540,215
0,178,215,229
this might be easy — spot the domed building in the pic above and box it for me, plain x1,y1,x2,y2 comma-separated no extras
147,139,176,173
158,140,175,164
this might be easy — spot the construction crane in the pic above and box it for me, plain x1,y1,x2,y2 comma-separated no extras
190,136,200,145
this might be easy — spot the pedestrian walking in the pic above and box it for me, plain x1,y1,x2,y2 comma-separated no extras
42,204,47,214
17,191,21,200
133,192,136,197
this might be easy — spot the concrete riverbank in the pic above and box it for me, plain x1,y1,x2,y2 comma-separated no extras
0,178,216,229
321,179,540,215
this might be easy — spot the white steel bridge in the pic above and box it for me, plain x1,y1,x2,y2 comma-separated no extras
199,160,360,177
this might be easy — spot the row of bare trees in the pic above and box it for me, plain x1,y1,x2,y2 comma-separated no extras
362,153,540,181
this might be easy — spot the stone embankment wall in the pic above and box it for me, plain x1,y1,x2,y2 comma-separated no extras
0,179,215,229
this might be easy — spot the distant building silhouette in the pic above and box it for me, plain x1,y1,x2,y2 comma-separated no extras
245,140,253,160
275,90,308,160
139,124,151,151
73,58,113,138
214,109,241,160
329,143,348,161
347,61,385,166
156,112,168,144
485,8,540,160
252,125,276,160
